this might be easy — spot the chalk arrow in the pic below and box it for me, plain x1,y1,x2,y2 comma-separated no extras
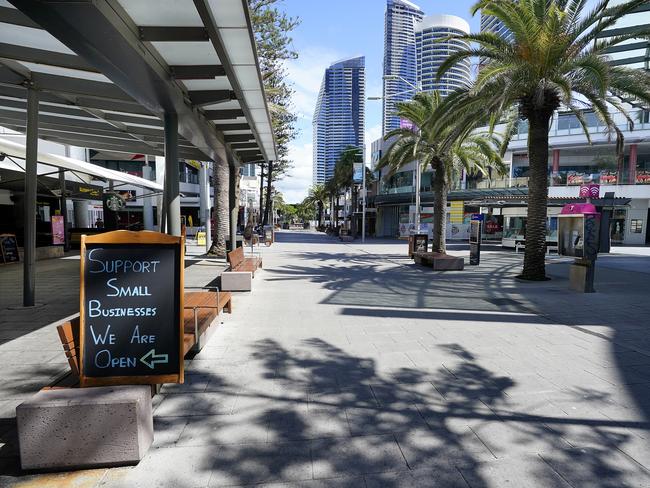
140,349,169,369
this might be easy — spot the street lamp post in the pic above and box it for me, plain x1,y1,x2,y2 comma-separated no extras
368,74,422,234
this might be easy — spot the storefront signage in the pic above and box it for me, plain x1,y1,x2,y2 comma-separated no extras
79,231,184,387
579,184,599,198
450,201,464,224
51,215,65,245
636,171,650,184
0,234,19,264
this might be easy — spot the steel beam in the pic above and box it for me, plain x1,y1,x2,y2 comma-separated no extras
11,0,226,161
188,90,235,106
23,87,38,307
0,42,98,72
214,123,250,131
228,161,238,251
138,26,208,42
170,65,225,79
225,134,255,143
203,109,244,120
164,112,181,236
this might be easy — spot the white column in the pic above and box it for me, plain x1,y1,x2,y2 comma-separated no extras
142,157,155,231
155,156,165,232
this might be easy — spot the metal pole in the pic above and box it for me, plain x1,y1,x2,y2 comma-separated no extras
142,155,154,230
415,162,421,232
228,163,238,251
23,87,38,307
362,162,366,243
203,162,212,252
164,112,180,236
58,168,68,251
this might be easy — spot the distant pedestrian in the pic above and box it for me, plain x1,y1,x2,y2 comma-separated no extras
95,217,104,228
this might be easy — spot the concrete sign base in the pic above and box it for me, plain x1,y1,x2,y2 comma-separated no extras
16,385,153,470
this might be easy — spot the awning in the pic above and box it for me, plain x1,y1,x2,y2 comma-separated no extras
0,137,163,191
0,0,275,164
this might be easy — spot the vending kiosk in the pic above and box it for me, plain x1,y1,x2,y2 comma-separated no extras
558,203,600,293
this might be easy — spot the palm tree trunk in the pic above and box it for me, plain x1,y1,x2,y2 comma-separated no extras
431,162,447,253
317,202,323,227
208,160,229,257
521,113,551,280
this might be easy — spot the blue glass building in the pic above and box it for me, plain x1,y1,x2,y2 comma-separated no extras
312,56,365,185
383,0,424,136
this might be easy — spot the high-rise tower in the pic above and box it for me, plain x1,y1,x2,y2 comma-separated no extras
416,15,471,97
312,56,366,185
383,0,424,136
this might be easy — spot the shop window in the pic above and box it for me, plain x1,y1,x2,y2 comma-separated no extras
630,219,643,233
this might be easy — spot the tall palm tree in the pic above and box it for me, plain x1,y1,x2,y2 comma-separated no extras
378,91,505,254
324,177,340,228
305,184,329,228
437,0,650,280
333,147,363,235
208,160,229,257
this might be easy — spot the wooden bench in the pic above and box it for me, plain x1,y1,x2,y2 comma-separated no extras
413,252,465,271
227,246,262,276
53,290,232,385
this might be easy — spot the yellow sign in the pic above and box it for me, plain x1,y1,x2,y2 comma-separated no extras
196,231,206,246
450,201,464,224
186,160,202,170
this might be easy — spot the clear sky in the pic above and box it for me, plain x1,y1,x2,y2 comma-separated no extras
277,0,484,203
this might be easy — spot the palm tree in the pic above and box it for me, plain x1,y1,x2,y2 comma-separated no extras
324,177,340,229
436,0,650,280
305,184,329,229
207,160,229,257
378,91,506,254
333,147,363,235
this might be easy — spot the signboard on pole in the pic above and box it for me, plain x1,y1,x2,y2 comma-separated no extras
469,214,483,265
79,230,184,387
353,162,364,184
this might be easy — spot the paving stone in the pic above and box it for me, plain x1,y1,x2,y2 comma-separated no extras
311,434,408,478
208,440,312,486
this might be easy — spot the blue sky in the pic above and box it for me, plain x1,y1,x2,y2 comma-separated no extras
277,0,484,203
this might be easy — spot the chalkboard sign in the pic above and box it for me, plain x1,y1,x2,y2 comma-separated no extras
79,230,184,387
0,234,19,264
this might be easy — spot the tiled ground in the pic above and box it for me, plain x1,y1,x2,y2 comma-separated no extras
1,232,650,487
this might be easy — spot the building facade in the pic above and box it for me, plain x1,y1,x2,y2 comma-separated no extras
382,0,424,136
416,15,471,96
312,56,366,185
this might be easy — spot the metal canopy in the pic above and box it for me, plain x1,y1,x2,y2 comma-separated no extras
0,136,163,191
0,0,275,164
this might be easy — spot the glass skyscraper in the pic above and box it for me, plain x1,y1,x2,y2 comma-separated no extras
312,56,365,185
383,0,424,136
416,15,471,97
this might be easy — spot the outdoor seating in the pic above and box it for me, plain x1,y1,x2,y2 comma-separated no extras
53,290,232,385
413,251,465,270
227,246,262,276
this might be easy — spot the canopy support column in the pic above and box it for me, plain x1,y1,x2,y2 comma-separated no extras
142,156,155,231
23,86,38,307
229,162,238,251
58,169,68,251
199,162,212,252
164,112,180,236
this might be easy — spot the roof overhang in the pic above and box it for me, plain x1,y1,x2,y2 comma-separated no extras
0,137,163,190
0,0,275,165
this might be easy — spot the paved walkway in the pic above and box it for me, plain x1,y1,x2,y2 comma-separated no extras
1,231,650,487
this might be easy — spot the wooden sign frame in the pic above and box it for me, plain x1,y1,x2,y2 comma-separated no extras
79,230,185,387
